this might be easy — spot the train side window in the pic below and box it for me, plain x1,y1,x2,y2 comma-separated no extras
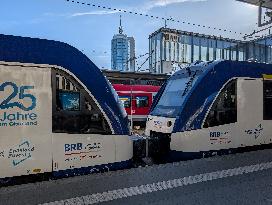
204,79,237,128
264,80,272,120
119,96,131,108
52,70,111,135
136,96,149,108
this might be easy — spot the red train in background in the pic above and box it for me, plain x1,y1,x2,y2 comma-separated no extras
113,84,160,123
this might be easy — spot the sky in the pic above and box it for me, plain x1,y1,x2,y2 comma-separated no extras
0,0,262,70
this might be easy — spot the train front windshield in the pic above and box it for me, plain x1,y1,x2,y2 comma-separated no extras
151,71,201,118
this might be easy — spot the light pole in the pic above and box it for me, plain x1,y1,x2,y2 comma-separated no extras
130,79,134,133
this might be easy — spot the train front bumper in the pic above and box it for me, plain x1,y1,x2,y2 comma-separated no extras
148,131,171,160
131,132,171,163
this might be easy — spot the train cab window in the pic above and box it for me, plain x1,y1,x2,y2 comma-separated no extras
52,70,111,135
264,80,272,120
136,96,149,108
119,96,131,108
204,79,237,128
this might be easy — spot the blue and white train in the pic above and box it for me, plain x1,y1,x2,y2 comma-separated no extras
0,34,133,183
146,60,272,161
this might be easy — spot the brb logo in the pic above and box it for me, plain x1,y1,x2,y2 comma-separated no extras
210,132,221,138
64,142,103,162
209,131,231,144
65,143,83,152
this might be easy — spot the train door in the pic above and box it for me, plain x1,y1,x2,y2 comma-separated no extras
236,78,264,147
202,79,238,151
263,78,272,142
0,63,52,178
51,68,116,174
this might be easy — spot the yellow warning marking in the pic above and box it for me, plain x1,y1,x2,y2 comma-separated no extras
263,74,272,79
33,169,41,173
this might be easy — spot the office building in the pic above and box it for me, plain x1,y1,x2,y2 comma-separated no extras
149,27,272,74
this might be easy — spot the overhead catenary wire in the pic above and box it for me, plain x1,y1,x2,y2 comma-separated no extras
65,0,244,36
243,24,272,40
137,57,149,72
137,50,154,72
126,52,149,64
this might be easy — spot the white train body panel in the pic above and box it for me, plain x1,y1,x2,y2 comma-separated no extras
52,134,132,172
0,62,132,179
0,64,52,178
171,124,237,153
114,135,133,162
52,134,115,172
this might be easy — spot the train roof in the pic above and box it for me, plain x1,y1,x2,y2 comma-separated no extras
171,61,211,77
155,60,272,133
0,34,129,135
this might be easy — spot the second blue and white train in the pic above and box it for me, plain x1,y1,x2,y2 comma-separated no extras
146,60,272,161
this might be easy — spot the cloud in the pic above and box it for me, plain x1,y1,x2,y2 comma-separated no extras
42,10,120,18
153,0,206,6
71,10,120,17
144,0,207,11
43,12,68,17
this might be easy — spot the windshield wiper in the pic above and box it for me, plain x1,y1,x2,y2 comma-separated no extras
182,70,197,97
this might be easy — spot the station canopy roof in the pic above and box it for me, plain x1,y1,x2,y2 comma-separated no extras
237,0,272,9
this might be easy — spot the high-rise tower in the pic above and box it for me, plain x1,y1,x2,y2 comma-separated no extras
111,16,135,71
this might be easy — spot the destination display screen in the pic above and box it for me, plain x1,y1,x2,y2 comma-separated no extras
58,91,80,111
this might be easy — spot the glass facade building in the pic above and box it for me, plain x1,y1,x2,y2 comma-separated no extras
112,34,128,71
149,27,272,74
111,34,135,72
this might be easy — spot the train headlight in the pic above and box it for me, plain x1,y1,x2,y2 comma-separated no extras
167,121,172,127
